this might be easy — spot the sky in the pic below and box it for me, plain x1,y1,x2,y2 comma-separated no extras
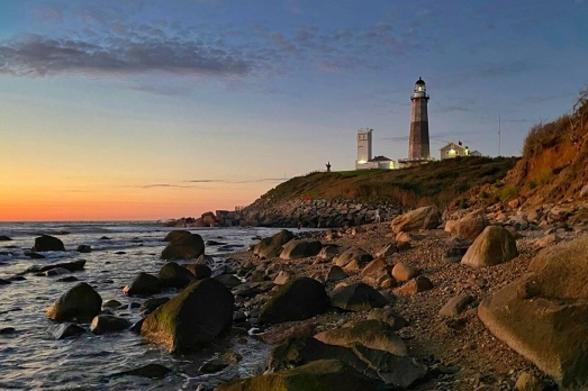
0,0,587,221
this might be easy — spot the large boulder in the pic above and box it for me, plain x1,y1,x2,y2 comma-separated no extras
314,319,407,356
279,240,322,260
158,262,194,288
259,277,329,324
478,236,588,388
46,282,102,322
390,206,441,233
123,272,161,296
217,359,379,391
269,337,426,389
330,283,388,311
24,260,86,274
184,263,212,279
141,278,234,353
161,231,205,260
461,225,518,268
445,210,488,241
32,235,65,252
253,230,294,259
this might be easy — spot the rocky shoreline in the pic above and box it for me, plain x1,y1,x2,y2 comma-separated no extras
26,196,588,390
163,198,402,228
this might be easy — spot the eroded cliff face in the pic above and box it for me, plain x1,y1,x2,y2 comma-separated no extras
506,99,588,208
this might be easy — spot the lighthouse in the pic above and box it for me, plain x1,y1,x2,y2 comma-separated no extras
408,77,430,161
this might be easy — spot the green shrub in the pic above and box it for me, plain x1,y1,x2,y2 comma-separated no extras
498,185,519,201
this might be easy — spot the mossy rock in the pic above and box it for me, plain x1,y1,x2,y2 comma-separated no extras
217,359,379,391
140,278,234,353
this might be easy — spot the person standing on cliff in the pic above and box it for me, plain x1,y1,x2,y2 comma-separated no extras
326,162,331,172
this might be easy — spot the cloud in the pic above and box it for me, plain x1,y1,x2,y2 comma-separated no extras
476,60,533,78
185,177,288,184
0,34,253,77
139,183,196,189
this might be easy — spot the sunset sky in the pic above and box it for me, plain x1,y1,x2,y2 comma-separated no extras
1,0,587,220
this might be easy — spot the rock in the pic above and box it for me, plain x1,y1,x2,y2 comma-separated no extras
0,327,16,335
333,247,373,269
253,230,294,259
443,240,469,263
394,232,413,249
445,210,488,241
279,240,322,260
367,307,408,330
57,276,79,283
215,274,242,289
515,371,543,391
161,231,205,260
142,297,170,314
259,277,329,324
45,267,71,276
330,283,388,311
129,319,144,334
0,235,11,241
259,321,318,345
478,235,588,388
117,363,171,379
374,243,396,258
184,263,212,279
273,270,293,285
269,338,426,388
32,235,65,252
24,251,45,259
533,233,560,249
77,245,92,253
438,294,474,317
461,225,518,268
196,254,215,265
394,276,433,296
360,258,391,287
46,282,102,322
326,265,347,283
318,245,340,260
390,206,441,233
90,315,131,334
141,278,234,353
391,262,419,282
25,259,86,274
158,262,194,288
217,359,379,391
102,299,123,310
314,319,407,356
123,273,161,296
50,323,85,339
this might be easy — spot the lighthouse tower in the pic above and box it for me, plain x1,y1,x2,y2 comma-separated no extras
408,77,430,161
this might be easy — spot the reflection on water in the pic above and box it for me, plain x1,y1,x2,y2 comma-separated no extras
0,222,280,390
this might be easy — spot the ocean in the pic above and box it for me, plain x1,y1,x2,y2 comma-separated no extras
0,221,284,390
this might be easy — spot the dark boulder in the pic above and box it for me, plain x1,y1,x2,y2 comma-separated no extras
330,283,388,311
77,245,92,253
46,282,102,322
90,315,131,334
0,235,11,241
25,259,86,275
161,231,205,260
123,272,161,296
50,323,85,339
32,235,65,252
259,277,329,324
141,278,234,353
141,297,169,314
158,262,194,288
184,263,212,279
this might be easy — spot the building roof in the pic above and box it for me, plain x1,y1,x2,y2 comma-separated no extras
440,142,467,151
415,77,425,85
370,155,393,162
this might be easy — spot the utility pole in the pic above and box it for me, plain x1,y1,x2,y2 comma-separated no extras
498,115,502,157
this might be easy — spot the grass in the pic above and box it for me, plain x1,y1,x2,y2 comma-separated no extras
257,156,517,209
